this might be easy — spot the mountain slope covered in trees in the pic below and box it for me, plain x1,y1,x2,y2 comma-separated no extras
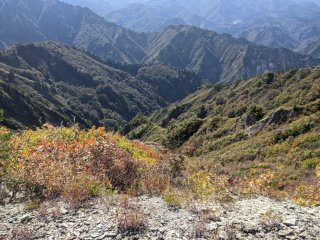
0,42,201,129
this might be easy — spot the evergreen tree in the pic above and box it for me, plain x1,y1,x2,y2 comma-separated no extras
0,109,3,122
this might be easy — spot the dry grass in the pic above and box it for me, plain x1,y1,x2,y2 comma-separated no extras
192,220,207,238
259,209,283,230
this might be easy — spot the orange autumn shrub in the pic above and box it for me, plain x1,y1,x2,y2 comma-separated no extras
5,124,168,205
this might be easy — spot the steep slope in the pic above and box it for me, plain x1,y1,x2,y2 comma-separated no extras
126,67,320,151
144,26,320,83
239,27,300,49
0,42,202,129
125,67,320,201
298,38,320,58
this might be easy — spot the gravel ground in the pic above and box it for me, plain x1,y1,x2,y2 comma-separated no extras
0,196,319,239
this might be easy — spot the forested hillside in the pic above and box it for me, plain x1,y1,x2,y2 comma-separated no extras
0,42,201,129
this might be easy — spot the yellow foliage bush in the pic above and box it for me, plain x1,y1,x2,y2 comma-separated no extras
242,171,287,199
294,183,320,206
187,171,214,199
317,164,320,179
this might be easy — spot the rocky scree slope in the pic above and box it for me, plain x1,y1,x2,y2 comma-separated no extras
0,196,319,239
0,42,201,129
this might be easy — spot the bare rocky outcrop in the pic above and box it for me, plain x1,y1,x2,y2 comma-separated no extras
247,108,299,136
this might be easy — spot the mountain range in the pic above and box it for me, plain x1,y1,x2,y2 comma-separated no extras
0,0,319,84
61,0,320,51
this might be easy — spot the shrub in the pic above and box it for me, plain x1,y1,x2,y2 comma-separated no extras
169,155,186,181
274,118,314,143
187,171,213,200
264,72,275,84
317,164,320,179
117,205,148,235
294,183,320,206
246,105,265,125
163,118,203,149
121,114,148,135
301,158,320,170
25,201,41,212
161,104,190,127
8,70,15,81
197,106,208,119
141,165,170,195
62,176,98,208
11,226,33,240
163,192,182,208
0,127,13,202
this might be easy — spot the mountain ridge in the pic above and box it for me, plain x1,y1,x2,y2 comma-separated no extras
144,25,319,82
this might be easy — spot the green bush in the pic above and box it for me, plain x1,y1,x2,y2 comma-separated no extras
274,121,314,143
248,105,265,121
301,158,320,170
161,104,190,127
163,118,203,149
122,114,148,135
163,192,182,207
265,72,275,84
197,106,208,119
